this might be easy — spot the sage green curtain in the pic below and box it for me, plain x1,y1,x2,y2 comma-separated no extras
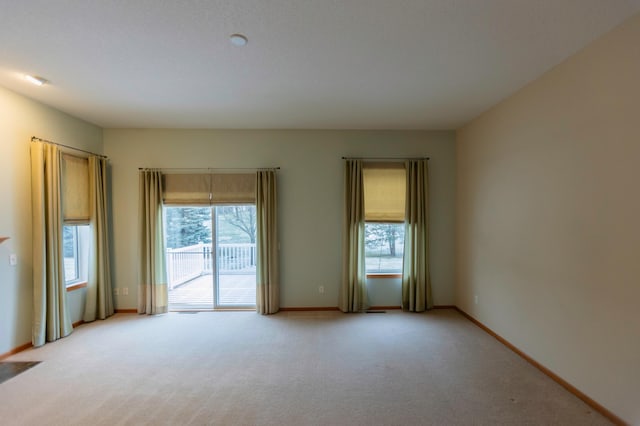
84,156,114,322
402,159,432,312
256,170,279,314
340,160,367,312
30,141,72,347
138,169,168,314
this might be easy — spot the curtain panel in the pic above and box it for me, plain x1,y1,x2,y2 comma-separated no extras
340,160,367,312
256,170,279,314
84,156,114,322
138,169,168,314
402,159,432,312
30,141,73,346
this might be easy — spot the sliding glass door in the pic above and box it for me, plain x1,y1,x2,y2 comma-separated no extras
213,206,257,308
165,205,256,310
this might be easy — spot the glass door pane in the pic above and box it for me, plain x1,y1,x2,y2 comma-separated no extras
165,207,214,310
213,205,257,308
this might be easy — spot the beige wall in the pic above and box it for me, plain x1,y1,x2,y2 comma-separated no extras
104,129,456,309
456,13,640,424
0,85,103,355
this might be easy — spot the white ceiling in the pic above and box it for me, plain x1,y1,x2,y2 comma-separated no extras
1,1,639,129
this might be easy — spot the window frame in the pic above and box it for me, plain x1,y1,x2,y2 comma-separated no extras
364,221,405,278
63,224,90,291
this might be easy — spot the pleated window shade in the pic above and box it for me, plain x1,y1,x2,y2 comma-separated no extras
363,163,406,222
162,173,256,205
62,154,90,224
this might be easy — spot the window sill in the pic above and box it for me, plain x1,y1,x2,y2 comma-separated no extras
366,273,402,279
66,281,88,292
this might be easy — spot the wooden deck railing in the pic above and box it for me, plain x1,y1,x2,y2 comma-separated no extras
166,243,256,289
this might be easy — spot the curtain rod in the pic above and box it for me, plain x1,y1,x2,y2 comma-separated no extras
31,136,108,159
342,156,429,161
138,167,280,171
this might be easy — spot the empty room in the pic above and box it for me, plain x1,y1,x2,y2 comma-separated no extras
1,1,639,425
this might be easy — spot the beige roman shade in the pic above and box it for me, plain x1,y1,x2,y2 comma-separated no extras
162,173,256,205
211,174,256,204
162,174,210,205
363,163,406,222
62,154,90,223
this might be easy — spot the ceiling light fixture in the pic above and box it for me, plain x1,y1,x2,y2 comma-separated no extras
25,75,48,86
230,34,248,46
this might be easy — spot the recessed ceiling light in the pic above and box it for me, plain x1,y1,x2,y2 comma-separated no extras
230,34,248,46
25,75,48,86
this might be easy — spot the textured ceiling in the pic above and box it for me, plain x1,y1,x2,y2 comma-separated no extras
1,0,639,129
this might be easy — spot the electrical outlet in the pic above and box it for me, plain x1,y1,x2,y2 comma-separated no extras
122,287,128,296
318,285,324,294
9,254,17,266
114,288,119,296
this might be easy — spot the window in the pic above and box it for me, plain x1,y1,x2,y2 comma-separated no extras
164,205,257,310
363,163,406,276
365,223,404,274
61,154,91,289
63,224,90,287
161,172,258,309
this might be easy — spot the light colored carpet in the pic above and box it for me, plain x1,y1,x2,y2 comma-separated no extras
0,309,610,425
